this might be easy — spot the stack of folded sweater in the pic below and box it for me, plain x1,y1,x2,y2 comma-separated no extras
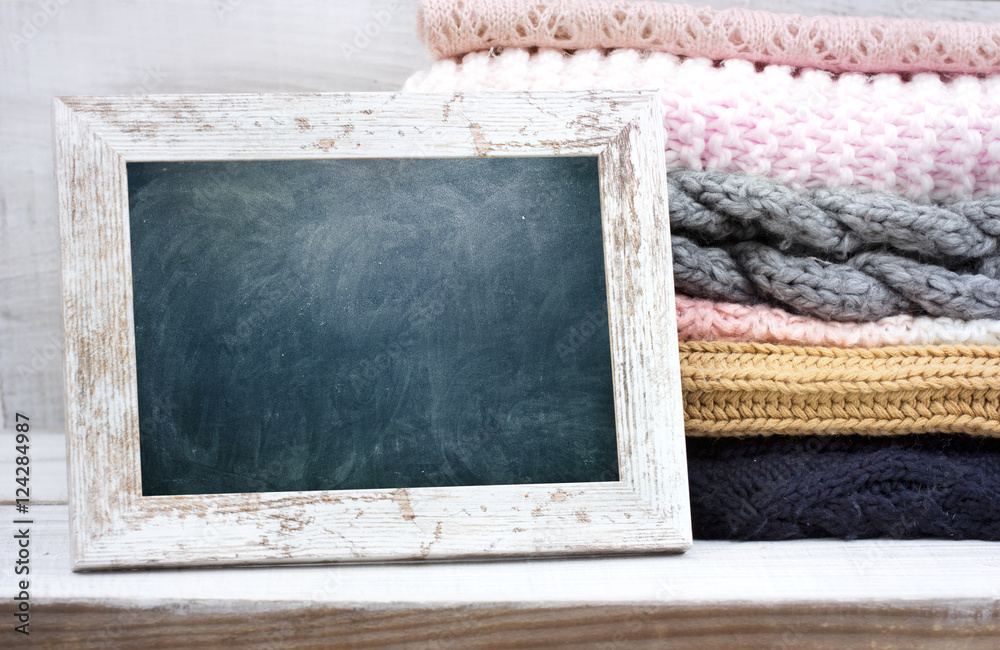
406,0,1000,539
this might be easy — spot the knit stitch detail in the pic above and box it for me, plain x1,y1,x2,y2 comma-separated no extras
687,434,1000,540
672,237,1000,322
417,0,1000,76
403,49,1000,201
675,295,1000,348
667,169,1000,261
679,342,1000,437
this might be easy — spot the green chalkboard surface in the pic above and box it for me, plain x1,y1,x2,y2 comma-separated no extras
128,157,618,496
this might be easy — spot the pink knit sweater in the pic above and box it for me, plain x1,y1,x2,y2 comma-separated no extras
405,49,1000,201
418,0,1000,75
675,295,1000,348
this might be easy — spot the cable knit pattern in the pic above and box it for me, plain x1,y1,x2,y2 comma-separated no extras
667,169,1000,261
675,295,1000,348
418,0,1000,76
687,434,1000,540
667,170,1000,321
679,342,1000,437
404,49,1000,201
672,237,1000,322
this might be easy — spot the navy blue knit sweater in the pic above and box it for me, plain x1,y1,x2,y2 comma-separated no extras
688,435,1000,540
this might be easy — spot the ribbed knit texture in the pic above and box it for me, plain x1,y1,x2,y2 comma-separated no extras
675,295,1000,348
679,342,1000,437
404,49,1000,201
688,434,1000,540
418,0,1000,76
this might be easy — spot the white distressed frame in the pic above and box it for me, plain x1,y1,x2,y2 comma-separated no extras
54,91,689,570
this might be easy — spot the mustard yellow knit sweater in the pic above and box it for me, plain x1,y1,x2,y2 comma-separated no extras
679,342,1000,436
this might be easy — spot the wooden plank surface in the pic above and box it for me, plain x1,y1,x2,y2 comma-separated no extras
18,601,1000,649
0,430,66,503
2,505,1000,646
14,505,1000,603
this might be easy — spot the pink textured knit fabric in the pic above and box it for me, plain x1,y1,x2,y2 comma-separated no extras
404,49,1000,201
417,0,1000,75
675,295,1000,348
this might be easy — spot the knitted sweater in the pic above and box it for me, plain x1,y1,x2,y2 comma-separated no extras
667,170,1000,262
675,295,1000,348
679,342,1000,437
668,169,1000,322
688,433,1000,540
418,0,1000,75
405,49,1000,202
671,237,1000,322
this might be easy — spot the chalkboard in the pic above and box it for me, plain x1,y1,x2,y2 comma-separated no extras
127,157,617,496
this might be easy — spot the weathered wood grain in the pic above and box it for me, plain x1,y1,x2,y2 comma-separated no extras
0,430,66,503
57,91,641,160
3,505,1000,648
17,602,1000,649
13,505,1000,603
55,90,689,569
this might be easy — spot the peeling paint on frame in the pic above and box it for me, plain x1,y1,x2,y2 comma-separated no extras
54,91,690,570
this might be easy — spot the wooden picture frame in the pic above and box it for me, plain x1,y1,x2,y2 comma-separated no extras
54,90,690,570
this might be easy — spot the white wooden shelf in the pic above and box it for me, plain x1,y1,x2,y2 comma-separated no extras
6,504,1000,646
13,503,1000,604
4,434,1000,646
